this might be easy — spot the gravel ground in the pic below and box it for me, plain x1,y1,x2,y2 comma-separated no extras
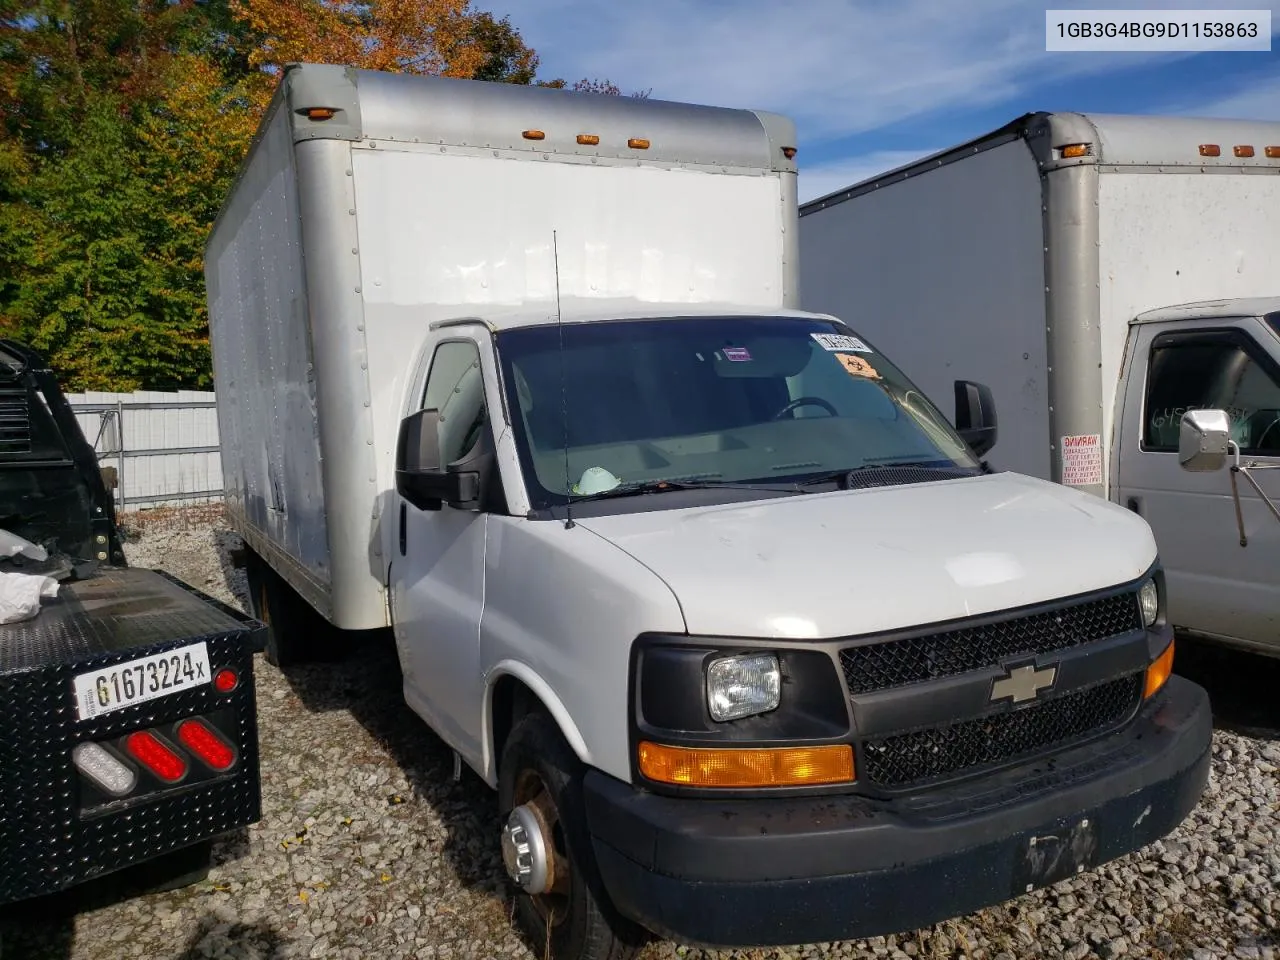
1,515,1277,960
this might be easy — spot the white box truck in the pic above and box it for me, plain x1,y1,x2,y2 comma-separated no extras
206,71,1211,959
799,112,1280,660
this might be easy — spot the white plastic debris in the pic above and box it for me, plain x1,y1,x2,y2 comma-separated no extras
0,570,59,624
0,529,49,563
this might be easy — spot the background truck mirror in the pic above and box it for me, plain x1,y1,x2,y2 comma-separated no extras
1178,409,1231,472
954,380,998,458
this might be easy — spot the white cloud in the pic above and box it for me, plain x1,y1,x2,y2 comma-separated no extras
508,0,1280,146
798,149,943,204
1175,74,1280,121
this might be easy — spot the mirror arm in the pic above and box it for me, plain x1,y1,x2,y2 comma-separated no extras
1228,457,1280,547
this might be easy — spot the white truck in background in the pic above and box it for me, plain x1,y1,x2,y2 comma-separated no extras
205,70,1211,959
800,112,1280,659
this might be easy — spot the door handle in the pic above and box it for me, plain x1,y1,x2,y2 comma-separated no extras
399,502,407,556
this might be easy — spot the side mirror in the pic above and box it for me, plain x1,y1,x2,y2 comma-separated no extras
954,380,998,458
395,408,488,511
1178,408,1231,472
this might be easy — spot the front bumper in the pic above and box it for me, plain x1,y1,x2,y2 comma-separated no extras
585,675,1212,948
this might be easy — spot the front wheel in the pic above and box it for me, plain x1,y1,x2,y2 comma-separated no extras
498,712,646,960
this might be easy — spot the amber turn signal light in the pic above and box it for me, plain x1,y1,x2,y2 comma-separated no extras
638,742,854,788
1144,639,1175,699
1060,143,1090,159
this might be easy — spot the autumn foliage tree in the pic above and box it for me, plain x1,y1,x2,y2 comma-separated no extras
0,0,642,390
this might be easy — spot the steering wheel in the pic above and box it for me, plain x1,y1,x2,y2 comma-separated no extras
773,396,839,420
1255,415,1280,452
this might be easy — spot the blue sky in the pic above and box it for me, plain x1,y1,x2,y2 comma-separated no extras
505,0,1280,201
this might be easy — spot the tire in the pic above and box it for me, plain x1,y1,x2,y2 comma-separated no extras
499,712,646,960
243,549,341,668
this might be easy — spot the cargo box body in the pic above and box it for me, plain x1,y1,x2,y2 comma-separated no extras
205,64,800,630
798,112,1280,496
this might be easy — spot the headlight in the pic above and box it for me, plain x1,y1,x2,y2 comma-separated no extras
706,653,781,722
1138,578,1159,627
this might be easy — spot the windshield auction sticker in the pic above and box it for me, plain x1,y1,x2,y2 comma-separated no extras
812,333,872,353
836,353,881,380
1061,434,1104,486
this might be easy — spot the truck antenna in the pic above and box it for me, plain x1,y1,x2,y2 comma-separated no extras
553,230,574,529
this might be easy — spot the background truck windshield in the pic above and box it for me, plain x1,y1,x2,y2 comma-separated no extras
496,316,980,507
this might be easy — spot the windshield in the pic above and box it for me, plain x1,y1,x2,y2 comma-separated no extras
496,315,980,508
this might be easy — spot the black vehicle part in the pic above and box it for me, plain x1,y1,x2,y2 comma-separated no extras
0,568,263,905
0,340,125,579
589,676,1211,948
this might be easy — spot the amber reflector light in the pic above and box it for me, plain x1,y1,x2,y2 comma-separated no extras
638,742,854,787
1144,640,1175,699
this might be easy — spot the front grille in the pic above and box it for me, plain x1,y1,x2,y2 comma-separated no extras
840,592,1141,695
863,673,1143,788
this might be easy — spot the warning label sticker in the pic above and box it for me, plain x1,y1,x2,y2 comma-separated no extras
1061,434,1103,486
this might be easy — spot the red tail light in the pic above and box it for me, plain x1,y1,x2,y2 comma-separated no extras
125,731,188,783
213,668,239,693
176,719,236,772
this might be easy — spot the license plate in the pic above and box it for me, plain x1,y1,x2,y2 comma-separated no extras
72,642,212,721
1010,817,1100,895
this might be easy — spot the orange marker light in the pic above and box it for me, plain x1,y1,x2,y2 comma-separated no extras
1144,639,1175,699
638,742,854,788
1266,146,1280,159
628,138,651,150
1060,143,1090,159
781,146,797,159
1199,144,1221,157
522,130,546,141
576,134,600,145
1234,145,1255,158
306,108,336,121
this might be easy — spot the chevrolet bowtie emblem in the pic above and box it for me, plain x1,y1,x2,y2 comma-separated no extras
990,663,1058,703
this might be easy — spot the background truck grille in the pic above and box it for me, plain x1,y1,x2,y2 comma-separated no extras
840,592,1141,695
863,673,1143,788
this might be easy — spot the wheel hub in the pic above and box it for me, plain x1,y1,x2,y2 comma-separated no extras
501,803,550,894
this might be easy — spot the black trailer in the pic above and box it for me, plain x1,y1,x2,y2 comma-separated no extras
0,341,264,906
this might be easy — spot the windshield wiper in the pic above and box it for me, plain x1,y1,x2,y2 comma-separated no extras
569,477,809,504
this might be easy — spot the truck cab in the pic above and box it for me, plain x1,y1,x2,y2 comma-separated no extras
1115,298,1280,656
387,300,1212,957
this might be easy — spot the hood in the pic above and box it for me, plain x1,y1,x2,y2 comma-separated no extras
576,473,1157,639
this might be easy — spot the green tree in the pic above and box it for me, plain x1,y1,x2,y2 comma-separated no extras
0,0,645,390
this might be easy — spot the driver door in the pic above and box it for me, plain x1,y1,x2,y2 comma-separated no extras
1115,319,1280,652
389,333,495,767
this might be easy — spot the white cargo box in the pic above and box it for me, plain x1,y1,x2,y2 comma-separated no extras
205,63,800,629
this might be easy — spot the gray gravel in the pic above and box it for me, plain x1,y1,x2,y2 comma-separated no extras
1,512,1277,960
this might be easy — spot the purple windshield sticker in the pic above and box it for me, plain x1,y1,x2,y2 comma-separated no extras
723,346,752,362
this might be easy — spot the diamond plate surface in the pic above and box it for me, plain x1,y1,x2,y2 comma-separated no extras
863,673,1143,788
0,569,262,905
840,591,1142,695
